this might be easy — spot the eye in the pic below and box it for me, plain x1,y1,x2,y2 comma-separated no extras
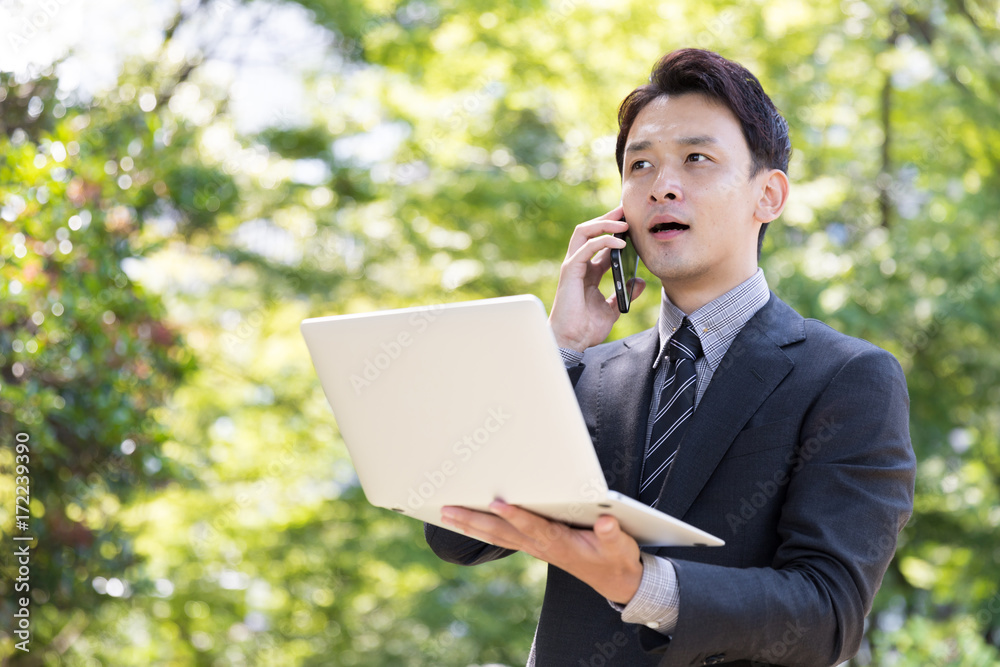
630,159,652,171
686,153,709,163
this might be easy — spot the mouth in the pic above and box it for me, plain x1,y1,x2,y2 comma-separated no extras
650,221,690,233
649,219,690,240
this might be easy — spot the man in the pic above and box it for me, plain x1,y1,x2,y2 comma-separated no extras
425,48,915,666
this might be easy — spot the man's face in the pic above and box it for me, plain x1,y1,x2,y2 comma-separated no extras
621,93,770,300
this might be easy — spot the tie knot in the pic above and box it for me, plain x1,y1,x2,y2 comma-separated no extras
668,319,703,362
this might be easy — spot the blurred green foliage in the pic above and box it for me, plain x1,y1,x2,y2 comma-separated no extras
1,0,999,664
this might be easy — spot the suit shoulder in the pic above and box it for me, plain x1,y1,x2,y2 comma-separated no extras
580,328,655,365
799,318,903,375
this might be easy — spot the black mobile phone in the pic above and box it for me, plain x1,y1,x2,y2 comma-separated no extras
610,226,639,313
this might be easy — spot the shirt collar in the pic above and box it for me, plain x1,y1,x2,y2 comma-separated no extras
654,268,770,370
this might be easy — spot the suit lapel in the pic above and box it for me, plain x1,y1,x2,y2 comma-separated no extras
595,328,659,497
658,295,805,521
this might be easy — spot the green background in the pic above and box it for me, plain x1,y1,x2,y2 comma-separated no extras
2,0,999,664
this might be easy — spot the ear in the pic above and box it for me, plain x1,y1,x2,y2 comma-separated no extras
754,169,789,223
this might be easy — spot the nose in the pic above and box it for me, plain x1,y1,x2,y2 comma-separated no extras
650,168,680,202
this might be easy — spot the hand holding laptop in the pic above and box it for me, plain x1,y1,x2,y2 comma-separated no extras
441,499,645,605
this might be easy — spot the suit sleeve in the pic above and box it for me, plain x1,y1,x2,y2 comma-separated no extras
643,346,915,667
423,522,517,565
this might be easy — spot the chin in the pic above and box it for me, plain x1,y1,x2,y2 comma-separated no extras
650,262,711,286
646,256,692,278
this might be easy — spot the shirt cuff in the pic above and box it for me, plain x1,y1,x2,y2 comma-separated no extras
607,552,679,635
558,347,584,367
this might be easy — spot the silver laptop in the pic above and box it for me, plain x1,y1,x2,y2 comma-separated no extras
301,294,723,547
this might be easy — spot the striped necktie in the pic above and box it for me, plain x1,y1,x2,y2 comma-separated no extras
639,318,703,507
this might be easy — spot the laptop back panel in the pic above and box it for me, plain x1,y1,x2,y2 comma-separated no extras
300,295,609,524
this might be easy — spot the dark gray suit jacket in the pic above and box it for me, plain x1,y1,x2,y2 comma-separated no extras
425,294,916,666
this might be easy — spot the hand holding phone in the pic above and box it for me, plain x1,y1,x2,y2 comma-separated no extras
610,222,639,313
548,207,643,352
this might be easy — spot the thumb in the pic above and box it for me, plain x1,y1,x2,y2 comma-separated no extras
594,516,621,542
629,277,647,302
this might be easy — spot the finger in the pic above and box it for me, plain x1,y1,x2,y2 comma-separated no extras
489,501,570,554
566,211,628,258
628,277,647,302
605,203,625,220
593,515,621,542
588,246,613,271
604,290,623,313
586,204,625,228
442,505,512,533
441,506,527,550
488,500,549,534
592,516,638,560
585,247,615,287
565,235,626,278
602,277,648,312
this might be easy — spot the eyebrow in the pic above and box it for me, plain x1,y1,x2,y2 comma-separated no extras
677,135,720,147
625,135,721,154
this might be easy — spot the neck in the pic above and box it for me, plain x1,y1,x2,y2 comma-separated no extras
661,266,758,314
